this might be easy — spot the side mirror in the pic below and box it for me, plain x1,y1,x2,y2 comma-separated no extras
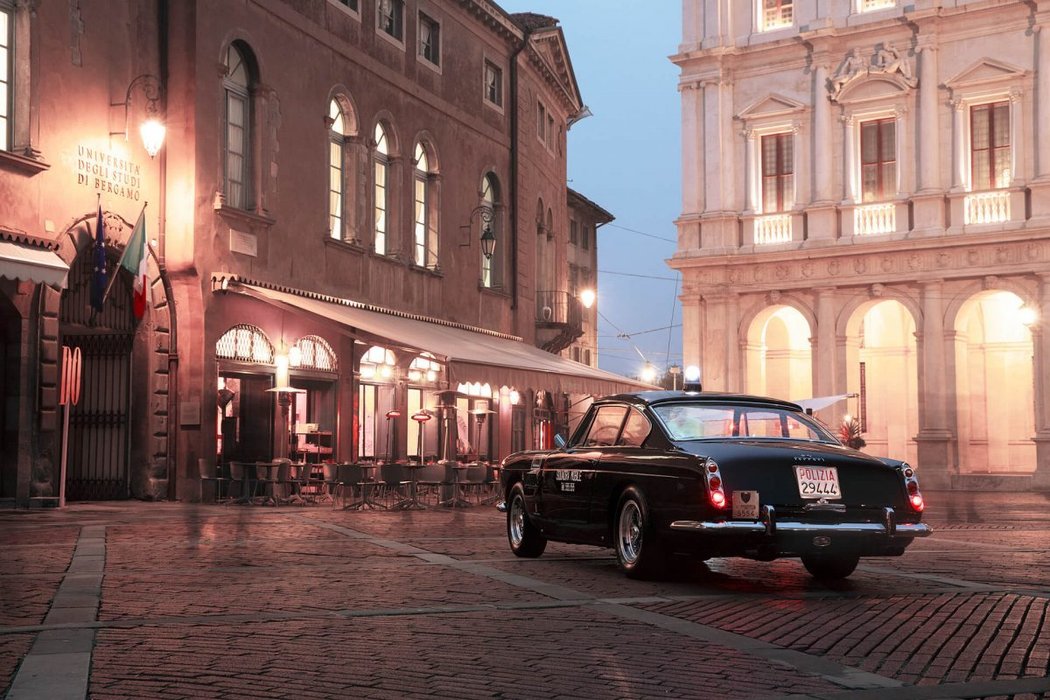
554,434,566,449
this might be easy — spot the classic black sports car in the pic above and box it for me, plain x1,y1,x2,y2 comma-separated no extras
498,391,931,580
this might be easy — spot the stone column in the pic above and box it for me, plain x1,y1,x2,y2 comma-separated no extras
1037,25,1050,180
703,82,723,213
917,42,940,193
698,291,730,391
681,83,704,215
1029,20,1050,221
1033,274,1050,488
915,280,954,487
842,115,857,202
950,99,967,191
1009,88,1024,185
813,63,833,204
743,129,757,213
813,287,837,398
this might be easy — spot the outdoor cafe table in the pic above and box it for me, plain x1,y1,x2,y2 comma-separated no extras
392,462,427,510
342,463,386,510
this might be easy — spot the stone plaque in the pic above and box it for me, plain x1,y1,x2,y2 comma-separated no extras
180,401,201,426
230,229,258,257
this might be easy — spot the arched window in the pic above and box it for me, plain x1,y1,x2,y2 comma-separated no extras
413,141,438,269
290,335,338,372
360,345,396,381
216,324,274,364
480,173,501,288
223,43,254,210
408,352,443,384
373,123,390,256
328,100,348,239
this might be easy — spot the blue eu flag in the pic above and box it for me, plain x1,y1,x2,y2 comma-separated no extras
90,204,107,313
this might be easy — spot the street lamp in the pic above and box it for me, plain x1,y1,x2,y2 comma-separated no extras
640,363,657,384
683,365,702,392
112,74,166,158
579,288,596,309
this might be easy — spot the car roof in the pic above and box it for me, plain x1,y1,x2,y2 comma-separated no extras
596,391,804,412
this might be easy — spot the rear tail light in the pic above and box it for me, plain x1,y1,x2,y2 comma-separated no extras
704,459,727,509
901,463,924,512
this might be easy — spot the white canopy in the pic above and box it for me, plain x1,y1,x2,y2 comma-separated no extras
0,239,69,289
793,394,857,412
233,281,654,396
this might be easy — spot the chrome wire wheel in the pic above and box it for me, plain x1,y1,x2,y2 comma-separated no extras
617,499,643,565
507,483,546,558
509,494,526,548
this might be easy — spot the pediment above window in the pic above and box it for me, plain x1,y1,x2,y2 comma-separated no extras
834,74,912,105
945,58,1028,91
736,93,806,122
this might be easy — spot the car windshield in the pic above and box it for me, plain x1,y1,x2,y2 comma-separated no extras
652,403,837,443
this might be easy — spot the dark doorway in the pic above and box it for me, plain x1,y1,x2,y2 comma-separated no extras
218,373,274,464
0,291,20,499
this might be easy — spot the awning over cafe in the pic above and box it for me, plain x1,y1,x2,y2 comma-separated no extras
0,238,69,289
230,280,653,396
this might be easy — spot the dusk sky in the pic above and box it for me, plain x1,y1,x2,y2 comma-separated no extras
499,0,684,380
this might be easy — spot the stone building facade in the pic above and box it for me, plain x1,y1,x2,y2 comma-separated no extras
671,0,1050,489
0,0,638,506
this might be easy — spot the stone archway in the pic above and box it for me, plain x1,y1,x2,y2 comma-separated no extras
38,211,176,501
953,290,1035,474
843,299,919,464
745,305,812,402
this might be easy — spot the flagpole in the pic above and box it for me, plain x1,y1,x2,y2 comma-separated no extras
101,201,148,303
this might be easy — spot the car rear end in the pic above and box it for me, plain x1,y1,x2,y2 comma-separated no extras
666,440,931,561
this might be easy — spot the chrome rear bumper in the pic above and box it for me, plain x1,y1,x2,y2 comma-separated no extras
669,506,932,538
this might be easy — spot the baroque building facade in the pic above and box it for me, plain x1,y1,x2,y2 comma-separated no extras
671,0,1050,489
0,0,638,506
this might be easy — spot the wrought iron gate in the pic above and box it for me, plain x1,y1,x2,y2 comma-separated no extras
59,233,136,501
63,333,133,500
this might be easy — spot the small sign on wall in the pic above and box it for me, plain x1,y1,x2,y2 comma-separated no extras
230,228,258,257
180,401,201,426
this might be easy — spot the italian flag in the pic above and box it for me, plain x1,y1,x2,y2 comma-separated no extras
119,208,149,319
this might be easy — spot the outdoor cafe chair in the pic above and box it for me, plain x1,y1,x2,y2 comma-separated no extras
227,461,259,505
378,463,411,508
463,463,487,504
197,458,227,503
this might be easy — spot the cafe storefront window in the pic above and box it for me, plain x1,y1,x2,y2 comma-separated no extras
406,353,442,461
358,345,397,460
215,324,275,464
288,335,338,463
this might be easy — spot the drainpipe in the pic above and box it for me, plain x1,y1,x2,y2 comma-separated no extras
509,28,531,313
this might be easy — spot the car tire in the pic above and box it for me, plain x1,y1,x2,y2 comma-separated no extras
800,553,860,580
614,486,665,579
507,483,546,558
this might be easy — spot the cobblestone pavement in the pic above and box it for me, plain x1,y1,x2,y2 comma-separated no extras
2,491,1050,699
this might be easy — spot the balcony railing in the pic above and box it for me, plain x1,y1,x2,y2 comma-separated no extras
964,190,1010,225
854,203,895,236
754,214,792,245
536,290,582,327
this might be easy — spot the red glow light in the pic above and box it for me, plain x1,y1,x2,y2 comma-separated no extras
708,476,721,489
910,494,924,512
710,491,726,508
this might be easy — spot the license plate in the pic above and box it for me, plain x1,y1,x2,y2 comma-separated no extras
732,490,759,519
794,465,842,499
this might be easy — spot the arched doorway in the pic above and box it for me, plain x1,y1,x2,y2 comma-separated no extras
745,305,812,402
0,291,21,499
954,290,1035,473
844,300,918,464
59,246,136,500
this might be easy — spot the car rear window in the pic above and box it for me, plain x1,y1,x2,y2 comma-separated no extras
653,404,833,442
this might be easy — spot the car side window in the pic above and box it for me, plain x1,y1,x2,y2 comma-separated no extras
581,406,627,447
617,409,651,447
